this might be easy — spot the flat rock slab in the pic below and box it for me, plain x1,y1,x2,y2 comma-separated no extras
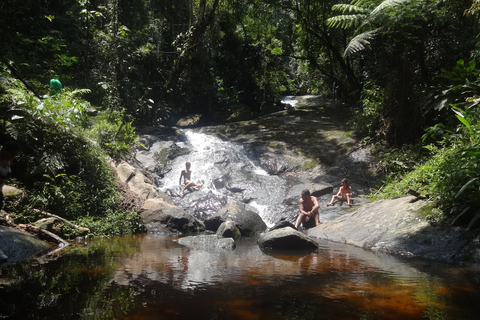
307,196,480,264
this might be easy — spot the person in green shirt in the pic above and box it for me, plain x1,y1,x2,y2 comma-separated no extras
49,78,62,95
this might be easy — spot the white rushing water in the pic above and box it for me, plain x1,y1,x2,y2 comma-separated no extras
157,129,284,226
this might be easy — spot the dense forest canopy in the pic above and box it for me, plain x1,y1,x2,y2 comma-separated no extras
2,0,480,234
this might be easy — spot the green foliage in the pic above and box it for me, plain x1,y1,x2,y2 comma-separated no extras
84,110,137,160
1,79,140,235
350,81,386,138
74,210,146,237
326,0,418,56
374,58,480,229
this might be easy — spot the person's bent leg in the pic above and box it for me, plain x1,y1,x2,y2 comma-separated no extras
314,210,320,225
346,194,352,206
294,214,305,229
327,195,340,206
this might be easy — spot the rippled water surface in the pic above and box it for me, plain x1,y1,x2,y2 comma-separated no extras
1,234,479,319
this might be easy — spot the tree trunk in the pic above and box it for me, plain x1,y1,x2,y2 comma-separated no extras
165,0,220,92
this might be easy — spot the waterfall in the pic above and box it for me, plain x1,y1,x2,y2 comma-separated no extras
155,129,288,226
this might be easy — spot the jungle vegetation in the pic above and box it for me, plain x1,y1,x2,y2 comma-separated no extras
1,0,480,234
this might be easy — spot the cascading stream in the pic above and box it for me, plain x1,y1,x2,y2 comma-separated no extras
154,129,287,226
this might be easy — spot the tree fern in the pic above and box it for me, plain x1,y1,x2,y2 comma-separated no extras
326,14,368,29
344,29,379,56
327,0,417,56
370,0,412,16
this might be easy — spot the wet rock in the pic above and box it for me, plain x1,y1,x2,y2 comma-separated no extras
307,196,480,265
191,191,228,220
258,227,319,253
226,104,253,122
140,198,203,235
269,219,296,231
204,201,267,236
216,221,241,240
284,175,333,199
258,154,289,175
0,226,53,265
176,114,202,127
114,160,172,203
177,234,236,251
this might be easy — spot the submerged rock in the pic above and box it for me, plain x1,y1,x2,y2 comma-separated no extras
177,234,235,251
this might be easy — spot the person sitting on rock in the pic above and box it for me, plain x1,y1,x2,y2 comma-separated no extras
327,178,353,207
179,162,202,197
295,189,321,229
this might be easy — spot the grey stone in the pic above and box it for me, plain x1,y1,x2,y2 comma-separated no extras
307,196,480,264
204,201,267,236
140,198,203,235
216,221,241,240
0,226,53,265
258,227,319,253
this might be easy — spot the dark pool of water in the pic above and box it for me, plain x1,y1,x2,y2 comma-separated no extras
1,234,479,319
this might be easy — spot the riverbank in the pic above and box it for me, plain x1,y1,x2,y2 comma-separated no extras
2,96,480,267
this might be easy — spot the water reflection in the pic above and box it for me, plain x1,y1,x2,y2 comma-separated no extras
1,234,480,319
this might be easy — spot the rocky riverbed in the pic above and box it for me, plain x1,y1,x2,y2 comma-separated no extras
2,96,480,267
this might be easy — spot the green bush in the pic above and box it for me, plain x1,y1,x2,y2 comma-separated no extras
1,79,141,236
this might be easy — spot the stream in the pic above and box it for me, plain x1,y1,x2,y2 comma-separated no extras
1,234,479,319
1,99,480,319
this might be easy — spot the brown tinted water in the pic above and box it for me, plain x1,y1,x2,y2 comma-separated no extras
1,233,479,319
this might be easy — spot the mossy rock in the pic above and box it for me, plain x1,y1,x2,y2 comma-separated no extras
176,114,202,127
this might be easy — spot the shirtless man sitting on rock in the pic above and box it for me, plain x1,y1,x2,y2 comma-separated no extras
295,189,321,230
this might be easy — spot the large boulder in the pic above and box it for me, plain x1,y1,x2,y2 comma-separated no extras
2,185,24,199
269,219,296,231
258,227,319,253
0,226,53,265
307,196,480,264
204,201,267,236
140,198,203,235
114,160,172,203
177,234,235,251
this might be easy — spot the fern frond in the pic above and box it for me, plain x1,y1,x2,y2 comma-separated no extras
352,0,382,8
371,0,413,16
344,29,379,56
326,14,368,29
331,4,371,14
